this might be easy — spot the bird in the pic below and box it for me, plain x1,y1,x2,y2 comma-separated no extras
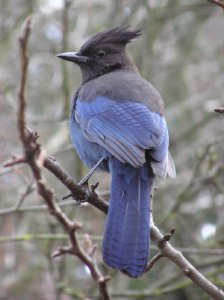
57,26,176,278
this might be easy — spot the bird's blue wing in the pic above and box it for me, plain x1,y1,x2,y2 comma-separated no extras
75,96,168,168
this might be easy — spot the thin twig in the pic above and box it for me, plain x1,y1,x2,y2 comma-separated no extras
144,227,175,272
3,157,27,167
13,179,34,209
214,107,224,113
61,0,71,118
0,233,223,256
0,233,103,244
18,17,31,143
145,252,163,272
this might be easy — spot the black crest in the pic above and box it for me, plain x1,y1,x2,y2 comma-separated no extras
81,26,142,53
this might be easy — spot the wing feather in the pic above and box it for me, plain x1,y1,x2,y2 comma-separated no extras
75,96,166,167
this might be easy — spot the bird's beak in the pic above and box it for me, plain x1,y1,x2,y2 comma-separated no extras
56,51,90,64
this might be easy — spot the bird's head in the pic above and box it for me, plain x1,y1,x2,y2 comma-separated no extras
57,26,141,83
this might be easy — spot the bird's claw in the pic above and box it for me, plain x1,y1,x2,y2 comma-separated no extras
62,193,73,200
62,181,99,206
62,192,88,207
78,174,90,188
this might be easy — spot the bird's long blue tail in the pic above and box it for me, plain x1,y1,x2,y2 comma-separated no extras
102,157,153,278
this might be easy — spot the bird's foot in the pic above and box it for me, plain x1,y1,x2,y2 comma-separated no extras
78,181,99,203
62,181,99,207
63,157,104,204
78,175,90,188
62,193,73,201
62,192,87,207
79,157,105,187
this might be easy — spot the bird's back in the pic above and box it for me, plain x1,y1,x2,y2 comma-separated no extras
78,69,164,115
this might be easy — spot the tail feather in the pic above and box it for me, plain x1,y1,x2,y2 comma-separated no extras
102,158,153,277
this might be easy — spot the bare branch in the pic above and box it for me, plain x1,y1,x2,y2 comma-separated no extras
43,154,224,298
214,107,224,113
3,156,27,167
18,16,32,143
13,179,34,209
17,17,111,300
3,153,109,214
151,225,224,300
208,0,224,9
44,156,109,214
145,252,163,272
61,0,71,118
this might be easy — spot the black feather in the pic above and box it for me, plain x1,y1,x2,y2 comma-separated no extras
81,26,142,53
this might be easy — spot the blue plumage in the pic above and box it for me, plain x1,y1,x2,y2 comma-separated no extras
103,158,152,277
74,97,167,167
57,26,175,277
70,95,171,277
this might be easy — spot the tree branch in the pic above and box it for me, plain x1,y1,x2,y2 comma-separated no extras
208,0,224,9
44,155,108,214
214,107,224,114
17,17,111,300
151,225,224,299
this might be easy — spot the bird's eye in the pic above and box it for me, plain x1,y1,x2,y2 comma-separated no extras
96,49,106,57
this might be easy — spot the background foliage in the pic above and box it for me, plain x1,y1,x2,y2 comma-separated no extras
0,0,223,299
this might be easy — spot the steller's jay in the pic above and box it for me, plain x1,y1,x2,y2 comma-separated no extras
57,27,176,278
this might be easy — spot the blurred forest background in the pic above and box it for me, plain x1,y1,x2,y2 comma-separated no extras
0,0,224,299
